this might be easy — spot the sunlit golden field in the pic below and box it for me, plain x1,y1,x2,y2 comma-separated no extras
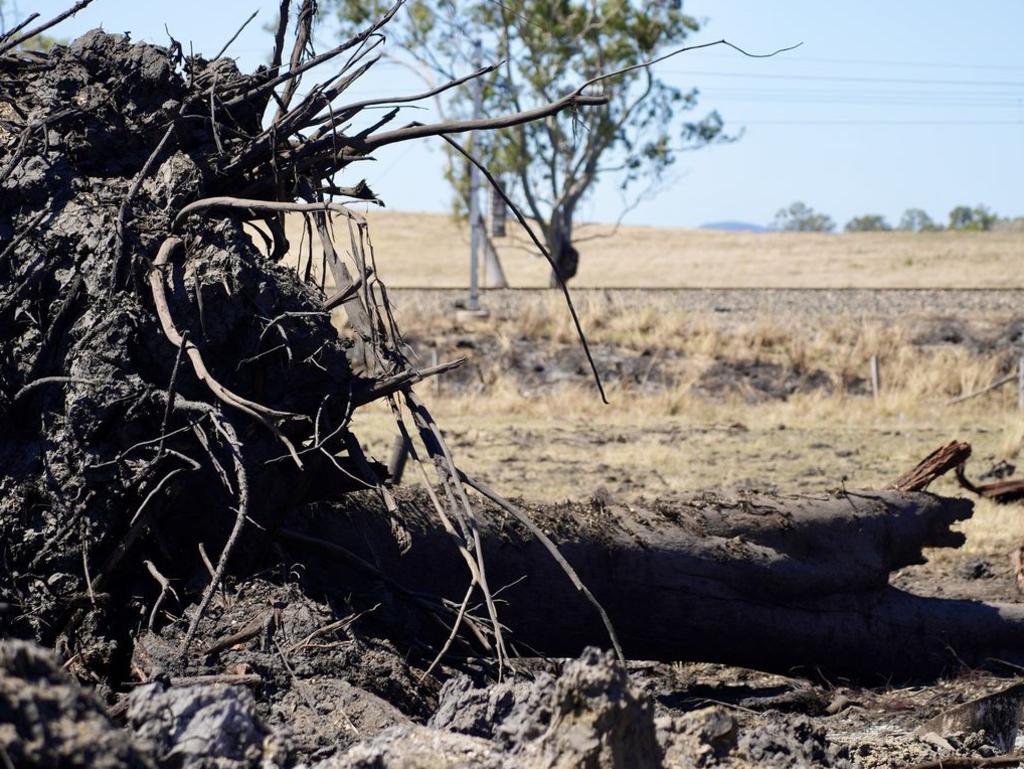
278,209,1024,289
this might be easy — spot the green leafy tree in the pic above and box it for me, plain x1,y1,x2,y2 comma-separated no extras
772,201,835,233
898,208,940,232
844,214,891,232
328,0,730,284
948,204,998,231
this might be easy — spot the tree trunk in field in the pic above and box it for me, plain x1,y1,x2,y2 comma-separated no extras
546,208,579,286
282,487,1024,681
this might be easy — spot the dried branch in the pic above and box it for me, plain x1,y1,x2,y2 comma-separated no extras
269,0,291,74
213,10,259,60
148,237,305,467
573,39,804,97
458,470,625,663
170,396,251,657
441,135,608,403
274,0,315,121
173,197,365,230
0,0,96,56
351,358,465,408
219,0,405,111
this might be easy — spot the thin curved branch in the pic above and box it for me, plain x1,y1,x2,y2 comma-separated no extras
332,61,502,117
459,469,624,664
572,38,804,96
148,237,305,467
220,0,405,110
0,0,96,55
0,12,40,45
173,196,365,230
274,0,315,122
269,0,291,74
213,9,259,61
167,395,250,657
440,136,608,404
295,92,608,172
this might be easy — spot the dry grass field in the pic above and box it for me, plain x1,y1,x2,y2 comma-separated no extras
273,210,1024,561
278,209,1024,288
341,288,1024,562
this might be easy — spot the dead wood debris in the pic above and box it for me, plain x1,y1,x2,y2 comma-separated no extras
956,464,1024,505
891,440,972,492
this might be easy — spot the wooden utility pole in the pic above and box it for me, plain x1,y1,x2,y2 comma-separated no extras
1018,353,1024,411
467,38,484,313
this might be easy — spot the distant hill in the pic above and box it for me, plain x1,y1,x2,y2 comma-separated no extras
700,221,768,233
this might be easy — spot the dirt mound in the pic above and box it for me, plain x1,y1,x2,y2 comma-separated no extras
0,640,153,769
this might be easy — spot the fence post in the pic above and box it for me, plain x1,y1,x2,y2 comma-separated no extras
432,348,441,396
869,355,880,400
387,435,410,486
1018,353,1024,411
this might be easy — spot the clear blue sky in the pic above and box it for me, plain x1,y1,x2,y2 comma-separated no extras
13,1,1024,228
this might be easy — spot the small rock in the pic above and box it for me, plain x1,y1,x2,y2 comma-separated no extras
0,640,152,769
128,682,270,769
961,559,995,580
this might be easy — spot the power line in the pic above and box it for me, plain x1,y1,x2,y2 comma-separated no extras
734,118,1023,126
705,94,1024,108
703,88,1023,103
696,52,1024,72
703,86,1024,100
660,70,1024,87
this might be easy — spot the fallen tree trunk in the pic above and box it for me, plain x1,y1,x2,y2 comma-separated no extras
282,487,1024,681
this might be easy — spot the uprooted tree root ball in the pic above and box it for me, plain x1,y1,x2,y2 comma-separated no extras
0,10,563,665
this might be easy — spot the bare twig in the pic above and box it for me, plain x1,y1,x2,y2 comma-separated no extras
170,397,251,657
269,0,291,74
573,39,804,96
0,12,41,45
441,135,607,402
113,121,178,289
173,197,365,230
219,1,405,110
351,358,465,407
148,237,305,467
419,581,474,682
169,673,262,686
213,9,259,61
12,376,106,405
948,372,1018,404
274,0,314,121
459,469,625,664
0,0,96,56
157,331,189,459
144,559,180,630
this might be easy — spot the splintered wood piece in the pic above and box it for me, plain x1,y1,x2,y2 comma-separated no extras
891,440,972,492
914,682,1024,754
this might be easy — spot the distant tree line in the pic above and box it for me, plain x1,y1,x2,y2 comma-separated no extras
771,202,1019,233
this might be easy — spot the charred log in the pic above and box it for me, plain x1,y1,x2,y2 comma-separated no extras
281,487,1024,681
